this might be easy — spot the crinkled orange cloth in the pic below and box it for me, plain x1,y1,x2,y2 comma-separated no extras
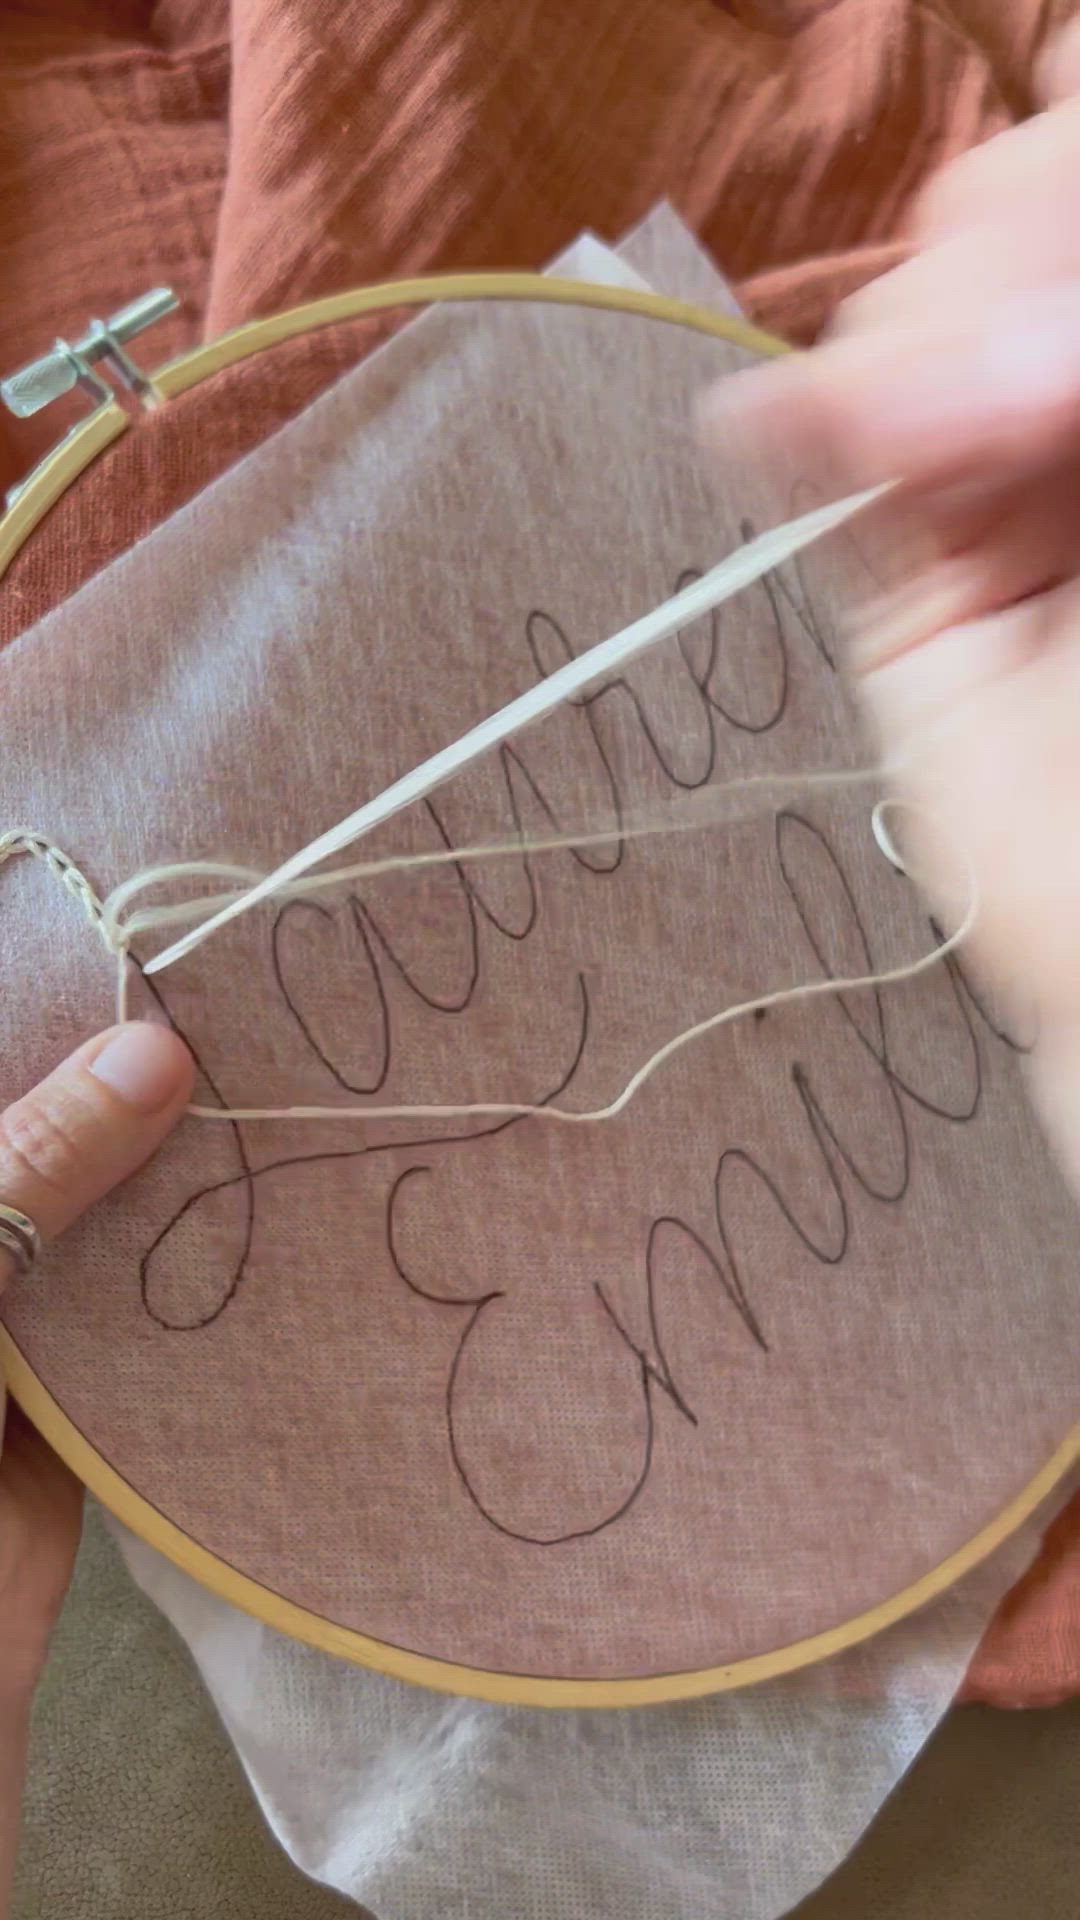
0,0,1076,1707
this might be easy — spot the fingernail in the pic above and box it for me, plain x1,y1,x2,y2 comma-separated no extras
90,1023,190,1114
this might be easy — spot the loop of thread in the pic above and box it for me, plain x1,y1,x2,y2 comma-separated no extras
2,487,938,1131
0,793,977,1134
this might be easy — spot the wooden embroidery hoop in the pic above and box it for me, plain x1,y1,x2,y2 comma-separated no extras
1,272,1076,1709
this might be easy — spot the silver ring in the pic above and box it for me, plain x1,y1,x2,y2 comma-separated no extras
0,1203,42,1277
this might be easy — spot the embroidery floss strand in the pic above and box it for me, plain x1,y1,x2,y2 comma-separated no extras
0,784,974,1134
141,484,889,979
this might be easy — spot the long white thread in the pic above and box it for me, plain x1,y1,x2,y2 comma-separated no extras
186,896,976,1124
8,485,973,1136
100,767,878,947
141,483,889,979
0,786,975,1132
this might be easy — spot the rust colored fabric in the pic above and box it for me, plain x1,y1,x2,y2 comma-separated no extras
0,0,1076,1704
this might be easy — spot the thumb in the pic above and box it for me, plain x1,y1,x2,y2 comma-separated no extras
0,1023,193,1290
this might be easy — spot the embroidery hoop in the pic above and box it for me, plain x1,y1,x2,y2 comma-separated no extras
1,272,1076,1708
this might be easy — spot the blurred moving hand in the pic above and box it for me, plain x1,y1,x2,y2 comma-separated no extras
703,21,1080,1194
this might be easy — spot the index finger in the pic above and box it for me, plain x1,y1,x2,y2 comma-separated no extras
700,281,1080,500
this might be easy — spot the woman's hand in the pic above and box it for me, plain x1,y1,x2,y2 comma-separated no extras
0,1021,192,1911
701,22,1080,1194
